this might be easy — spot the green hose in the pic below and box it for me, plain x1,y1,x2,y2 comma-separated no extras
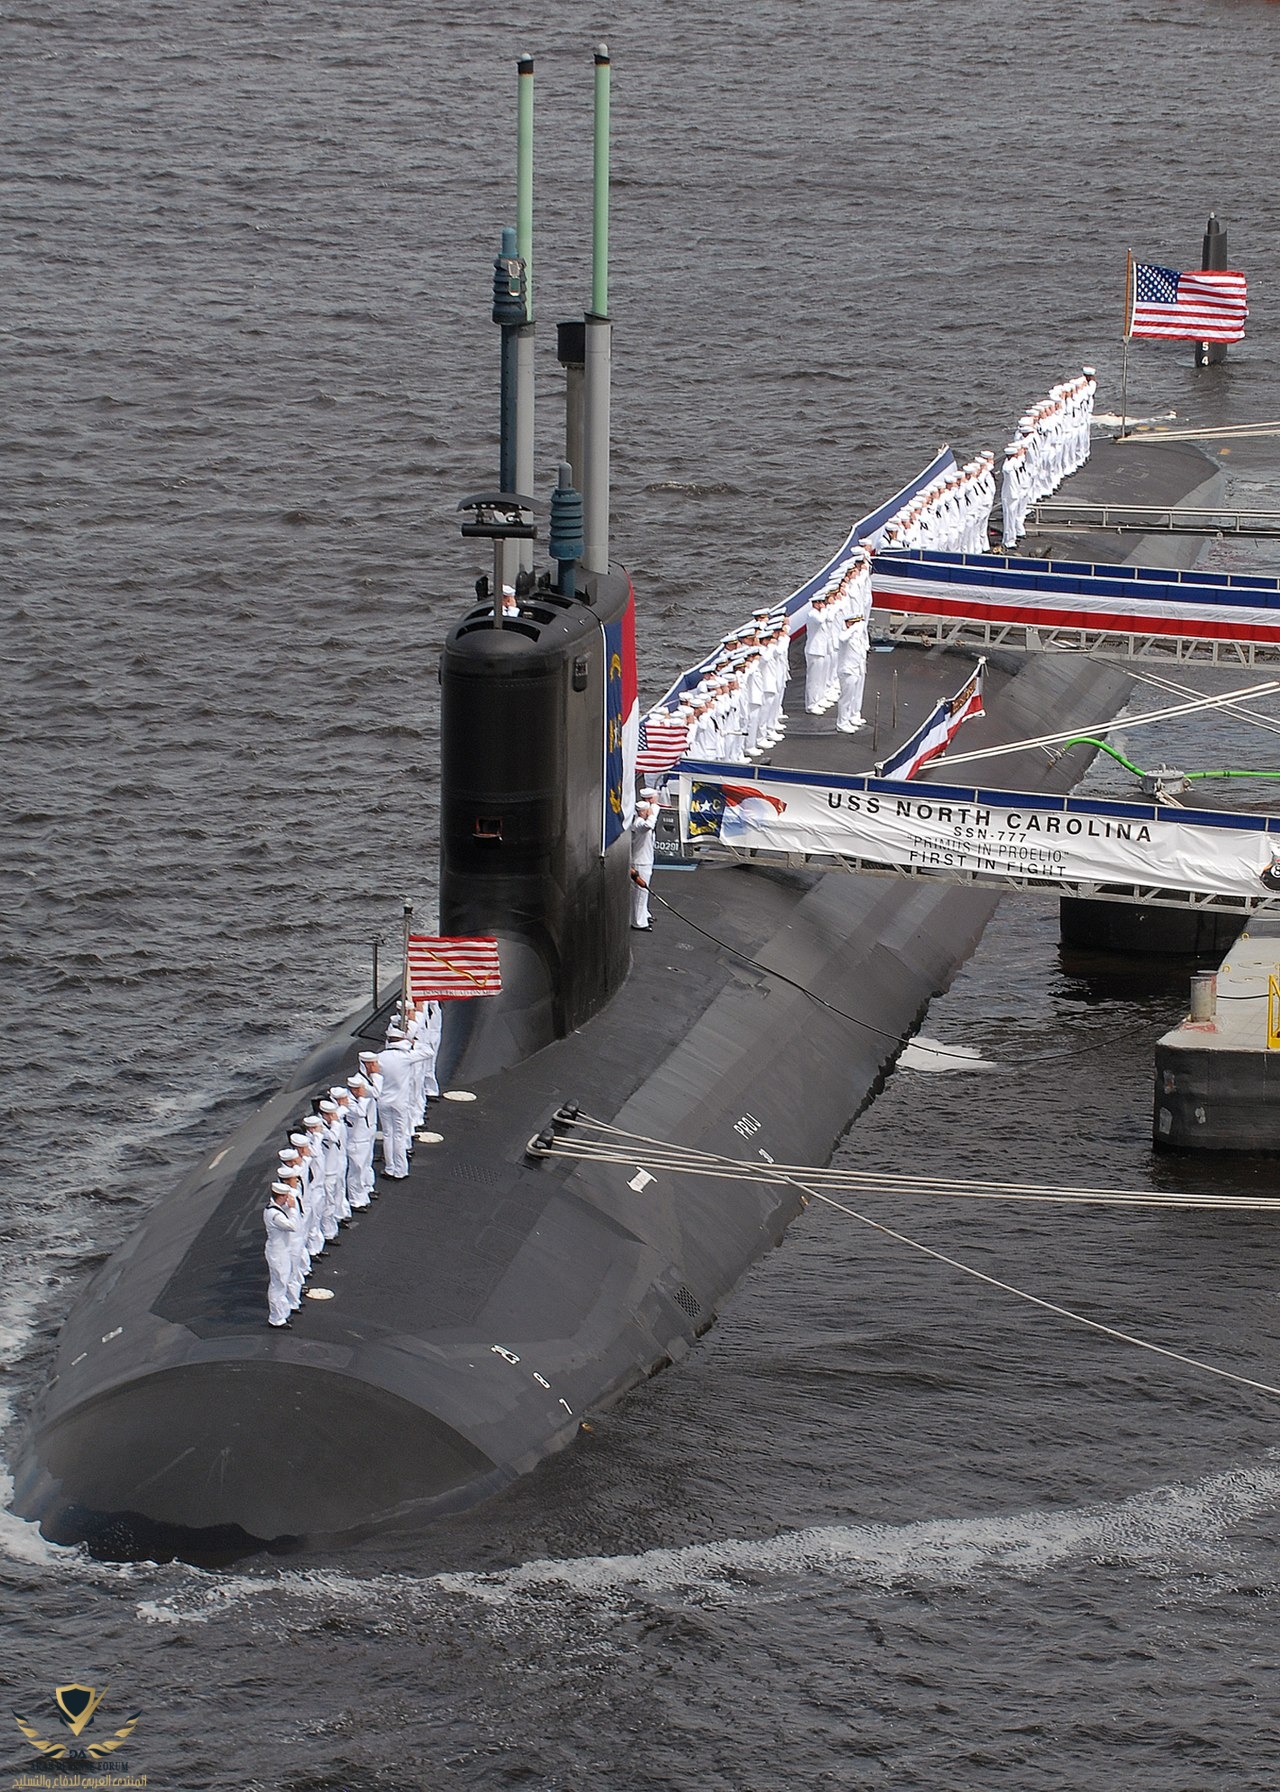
1060,737,1148,777
1061,737,1280,786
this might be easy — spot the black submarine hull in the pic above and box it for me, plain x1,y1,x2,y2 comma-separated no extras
12,590,1131,1558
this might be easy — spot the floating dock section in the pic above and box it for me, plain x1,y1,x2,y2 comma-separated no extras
1154,915,1280,1151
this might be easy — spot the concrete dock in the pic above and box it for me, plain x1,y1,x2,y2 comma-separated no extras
1153,914,1280,1150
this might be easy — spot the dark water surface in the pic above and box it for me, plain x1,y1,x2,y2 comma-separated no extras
4,1,1280,1786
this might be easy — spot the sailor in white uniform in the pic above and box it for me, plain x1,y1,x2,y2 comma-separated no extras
345,1073,377,1208
284,1131,318,1281
422,999,442,1101
836,611,869,732
376,1031,415,1179
804,592,832,713
273,1154,307,1306
331,1092,356,1222
630,788,659,929
317,1099,347,1240
300,1114,332,1250
265,1184,298,1327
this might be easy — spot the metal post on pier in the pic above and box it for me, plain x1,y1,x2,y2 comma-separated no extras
1196,213,1228,368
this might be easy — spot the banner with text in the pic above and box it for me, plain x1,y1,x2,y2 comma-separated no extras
677,766,1280,902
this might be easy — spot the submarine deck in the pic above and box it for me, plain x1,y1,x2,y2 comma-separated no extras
150,643,1122,1358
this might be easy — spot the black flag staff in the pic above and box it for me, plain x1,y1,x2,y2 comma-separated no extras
401,898,413,1018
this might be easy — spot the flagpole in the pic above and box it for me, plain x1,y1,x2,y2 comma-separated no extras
1119,251,1133,440
401,899,413,1017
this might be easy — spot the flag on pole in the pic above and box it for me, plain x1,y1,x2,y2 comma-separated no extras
406,935,502,1000
875,660,985,780
1128,263,1248,342
602,579,640,849
636,708,690,775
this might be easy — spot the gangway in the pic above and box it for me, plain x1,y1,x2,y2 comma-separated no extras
1024,500,1280,539
672,761,1280,919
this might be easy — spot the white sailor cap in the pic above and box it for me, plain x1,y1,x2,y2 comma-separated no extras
348,1074,369,1091
640,787,658,798
304,1114,325,1129
319,1099,338,1115
288,1132,308,1147
270,1181,294,1198
358,1051,379,1064
329,1086,348,1101
386,1025,406,1041
1082,365,1096,377
278,1163,302,1180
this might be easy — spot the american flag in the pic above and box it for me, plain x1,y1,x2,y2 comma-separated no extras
1129,263,1248,343
406,935,501,1000
636,709,690,775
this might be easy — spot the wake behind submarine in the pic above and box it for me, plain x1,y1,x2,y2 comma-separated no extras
12,54,1133,1563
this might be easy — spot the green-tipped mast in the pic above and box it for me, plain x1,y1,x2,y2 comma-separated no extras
582,44,612,575
515,53,536,574
591,46,610,319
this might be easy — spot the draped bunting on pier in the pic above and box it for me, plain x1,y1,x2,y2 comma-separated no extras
676,765,1280,904
871,549,1280,648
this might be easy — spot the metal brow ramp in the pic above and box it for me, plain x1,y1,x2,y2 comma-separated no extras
675,761,1280,917
1025,501,1280,539
872,548,1280,667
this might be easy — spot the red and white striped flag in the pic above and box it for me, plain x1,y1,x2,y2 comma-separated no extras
406,935,501,1000
636,709,690,775
1129,263,1248,343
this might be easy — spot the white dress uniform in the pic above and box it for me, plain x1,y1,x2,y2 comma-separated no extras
317,1101,347,1239
804,596,831,713
376,1038,415,1178
836,615,869,732
630,794,658,929
264,1193,298,1327
329,1086,356,1215
345,1078,376,1207
422,1000,442,1100
284,1132,320,1271
297,1117,328,1253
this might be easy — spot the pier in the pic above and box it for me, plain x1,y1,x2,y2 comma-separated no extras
1153,915,1280,1151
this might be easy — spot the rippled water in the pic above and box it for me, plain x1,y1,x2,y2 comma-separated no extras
4,1,1280,1786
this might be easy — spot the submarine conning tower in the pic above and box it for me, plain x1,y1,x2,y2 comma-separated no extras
441,45,630,1064
439,569,635,1057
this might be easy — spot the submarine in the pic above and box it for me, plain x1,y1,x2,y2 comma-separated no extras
11,55,1138,1563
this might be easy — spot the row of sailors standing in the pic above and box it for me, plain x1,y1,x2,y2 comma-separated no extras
262,996,443,1328
1000,368,1097,549
803,547,873,732
875,454,996,556
670,608,792,764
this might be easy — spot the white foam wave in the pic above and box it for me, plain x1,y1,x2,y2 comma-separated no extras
131,1457,1280,1626
899,1036,997,1073
435,1458,1280,1608
137,1568,398,1625
0,1259,87,1567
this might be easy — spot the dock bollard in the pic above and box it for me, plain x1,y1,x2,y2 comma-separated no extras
1189,971,1217,1022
